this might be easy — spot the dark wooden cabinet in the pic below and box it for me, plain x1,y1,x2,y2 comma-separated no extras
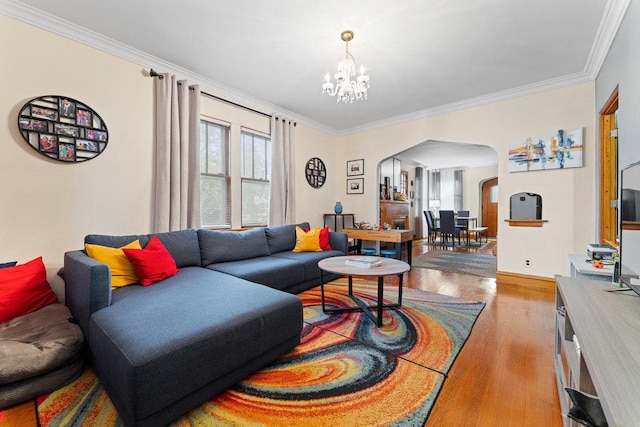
380,201,409,229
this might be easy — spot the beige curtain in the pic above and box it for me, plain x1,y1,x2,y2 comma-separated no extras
269,116,296,226
154,74,201,232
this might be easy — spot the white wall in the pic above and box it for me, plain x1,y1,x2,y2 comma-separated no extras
597,0,640,170
337,82,596,278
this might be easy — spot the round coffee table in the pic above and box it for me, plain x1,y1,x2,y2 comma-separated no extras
318,256,410,327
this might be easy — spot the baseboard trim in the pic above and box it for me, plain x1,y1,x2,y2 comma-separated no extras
496,271,556,291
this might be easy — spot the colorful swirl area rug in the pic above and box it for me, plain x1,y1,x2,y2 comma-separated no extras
35,278,485,427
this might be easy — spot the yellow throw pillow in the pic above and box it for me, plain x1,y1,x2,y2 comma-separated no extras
85,240,142,288
292,226,323,252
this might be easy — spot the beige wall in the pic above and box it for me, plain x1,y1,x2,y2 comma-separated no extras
2,12,599,296
337,82,596,277
1,16,154,298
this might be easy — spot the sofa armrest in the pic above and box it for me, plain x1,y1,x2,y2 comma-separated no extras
64,250,112,337
328,232,348,255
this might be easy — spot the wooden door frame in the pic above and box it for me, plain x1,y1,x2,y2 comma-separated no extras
599,86,618,245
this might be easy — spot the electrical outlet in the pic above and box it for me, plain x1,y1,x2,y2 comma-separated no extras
525,259,531,267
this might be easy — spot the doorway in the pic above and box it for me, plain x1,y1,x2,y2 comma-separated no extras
481,177,498,238
599,87,618,245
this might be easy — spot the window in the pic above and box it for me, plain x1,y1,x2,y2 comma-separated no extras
241,130,271,226
200,120,230,227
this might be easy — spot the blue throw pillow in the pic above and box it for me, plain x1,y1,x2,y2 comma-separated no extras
0,261,17,269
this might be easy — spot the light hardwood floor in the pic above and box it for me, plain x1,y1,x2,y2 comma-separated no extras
411,240,563,427
1,240,563,427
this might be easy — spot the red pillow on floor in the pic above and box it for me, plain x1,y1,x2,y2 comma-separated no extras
0,257,58,324
305,226,332,251
122,236,179,286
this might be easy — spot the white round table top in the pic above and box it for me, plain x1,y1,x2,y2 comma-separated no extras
318,256,410,276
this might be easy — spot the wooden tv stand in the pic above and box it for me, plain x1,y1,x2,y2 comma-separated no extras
555,276,640,426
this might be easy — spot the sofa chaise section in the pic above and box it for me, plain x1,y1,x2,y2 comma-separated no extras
89,267,301,427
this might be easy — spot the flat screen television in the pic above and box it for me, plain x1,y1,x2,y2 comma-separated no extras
620,161,640,294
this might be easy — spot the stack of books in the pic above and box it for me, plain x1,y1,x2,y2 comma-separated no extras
345,256,382,268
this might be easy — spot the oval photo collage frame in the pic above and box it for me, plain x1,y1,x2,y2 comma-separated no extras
17,95,109,163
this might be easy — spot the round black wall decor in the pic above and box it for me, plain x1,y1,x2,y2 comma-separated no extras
305,157,327,188
17,95,108,162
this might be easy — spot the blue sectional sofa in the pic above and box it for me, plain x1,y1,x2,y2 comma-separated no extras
64,223,347,427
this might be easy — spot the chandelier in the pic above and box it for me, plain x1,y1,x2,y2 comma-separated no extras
322,30,370,103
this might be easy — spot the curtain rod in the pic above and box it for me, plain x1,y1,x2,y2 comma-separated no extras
149,68,295,125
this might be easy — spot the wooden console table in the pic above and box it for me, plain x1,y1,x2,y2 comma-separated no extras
555,276,640,426
343,228,413,266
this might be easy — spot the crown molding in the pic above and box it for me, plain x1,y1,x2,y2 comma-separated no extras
338,0,630,136
1,0,629,138
583,0,631,80
0,0,336,136
338,71,594,136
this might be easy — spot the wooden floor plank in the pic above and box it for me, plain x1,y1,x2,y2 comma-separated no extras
413,241,563,427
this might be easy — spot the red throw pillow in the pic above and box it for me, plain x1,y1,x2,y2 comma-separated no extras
319,226,332,250
0,257,58,324
305,226,332,251
122,236,179,286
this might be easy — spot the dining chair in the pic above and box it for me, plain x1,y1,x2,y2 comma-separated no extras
457,210,470,241
438,210,461,247
423,210,439,242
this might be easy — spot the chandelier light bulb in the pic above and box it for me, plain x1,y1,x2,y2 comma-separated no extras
321,30,370,103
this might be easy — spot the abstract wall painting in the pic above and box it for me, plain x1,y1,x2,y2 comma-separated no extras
508,127,583,172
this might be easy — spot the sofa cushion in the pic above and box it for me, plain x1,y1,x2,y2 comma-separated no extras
198,228,270,265
0,257,58,324
0,261,17,269
206,257,306,291
85,240,142,288
292,226,322,252
122,237,179,286
85,234,150,249
265,222,310,254
272,249,347,283
149,229,201,268
86,229,200,268
89,267,302,423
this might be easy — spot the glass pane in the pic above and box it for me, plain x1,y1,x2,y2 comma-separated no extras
242,180,270,225
241,134,253,178
207,126,221,174
266,140,272,180
201,175,229,227
490,185,499,203
254,137,266,179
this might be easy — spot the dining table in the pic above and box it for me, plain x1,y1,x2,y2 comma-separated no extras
343,228,414,266
456,216,478,246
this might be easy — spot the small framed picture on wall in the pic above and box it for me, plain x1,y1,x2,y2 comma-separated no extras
347,159,364,176
346,178,364,194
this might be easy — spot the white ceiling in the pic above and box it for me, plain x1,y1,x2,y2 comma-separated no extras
2,0,626,136
394,140,498,169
